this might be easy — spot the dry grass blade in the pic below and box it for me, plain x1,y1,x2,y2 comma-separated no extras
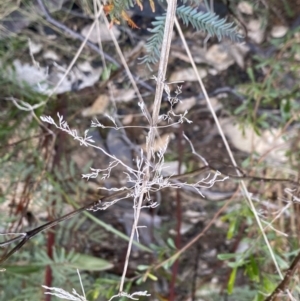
118,0,178,293
173,16,284,282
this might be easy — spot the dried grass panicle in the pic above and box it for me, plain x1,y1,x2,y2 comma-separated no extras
2,0,291,299
36,12,231,298
39,0,223,297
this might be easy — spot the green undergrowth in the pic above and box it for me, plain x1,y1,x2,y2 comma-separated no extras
1,0,300,300
234,26,300,134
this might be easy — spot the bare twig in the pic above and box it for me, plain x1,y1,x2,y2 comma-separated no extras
37,0,119,66
38,0,154,93
174,15,284,281
118,0,178,293
102,13,152,125
169,124,184,301
1,163,296,267
264,250,300,301
153,190,237,271
0,190,127,266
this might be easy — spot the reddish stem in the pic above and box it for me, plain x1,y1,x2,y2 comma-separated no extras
44,103,67,301
169,125,183,301
44,230,55,301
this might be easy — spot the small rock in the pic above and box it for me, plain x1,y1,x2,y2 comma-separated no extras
169,67,207,82
236,240,250,254
175,97,196,113
77,60,95,73
209,97,223,111
11,60,48,91
163,161,186,175
7,58,103,95
122,114,134,125
237,1,253,15
81,22,120,43
205,44,234,71
29,40,43,55
295,52,300,61
74,62,102,90
220,118,290,162
208,68,218,75
43,50,60,61
228,43,250,69
271,25,288,38
169,223,193,235
82,94,109,116
106,129,133,169
141,133,173,152
113,88,136,102
247,19,265,44
179,222,193,235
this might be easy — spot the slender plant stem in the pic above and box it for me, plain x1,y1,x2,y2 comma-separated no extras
118,0,178,293
174,17,283,280
264,250,300,301
169,124,183,301
153,191,237,271
37,0,119,66
102,14,152,124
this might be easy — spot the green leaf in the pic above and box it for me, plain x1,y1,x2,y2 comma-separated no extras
101,67,111,81
136,277,143,285
218,253,239,260
162,253,180,270
245,255,260,282
227,267,237,294
137,264,149,271
227,218,238,239
227,259,247,269
148,273,158,281
167,237,177,249
69,253,113,271
247,67,255,83
3,264,43,274
262,274,277,293
234,102,248,115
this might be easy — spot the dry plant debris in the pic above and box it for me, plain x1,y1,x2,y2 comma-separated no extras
1,0,300,300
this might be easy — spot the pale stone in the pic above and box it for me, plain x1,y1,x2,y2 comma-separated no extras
73,64,102,90
122,114,133,125
11,60,48,90
43,50,60,61
220,118,290,162
163,161,186,175
179,222,193,235
81,22,120,43
169,67,207,82
271,25,288,38
141,133,173,152
209,97,223,111
114,88,136,102
82,94,109,116
205,44,234,71
295,52,300,61
175,97,196,113
29,40,43,54
228,43,250,69
77,60,94,72
8,58,103,95
238,1,253,15
247,19,265,44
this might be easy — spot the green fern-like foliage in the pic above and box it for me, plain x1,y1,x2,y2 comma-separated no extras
176,5,243,41
141,6,244,68
110,0,135,20
140,15,166,69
